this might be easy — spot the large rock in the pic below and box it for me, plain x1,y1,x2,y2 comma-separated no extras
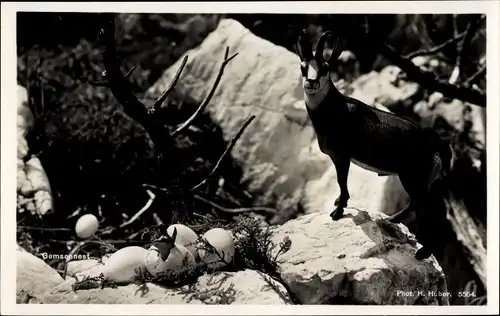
17,250,65,303
149,19,411,224
269,209,449,305
16,249,291,304
17,85,53,216
349,66,421,110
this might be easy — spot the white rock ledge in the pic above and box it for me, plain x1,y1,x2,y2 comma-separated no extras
269,208,449,305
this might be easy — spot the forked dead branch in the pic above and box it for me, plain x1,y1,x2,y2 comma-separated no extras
91,13,257,223
364,15,486,107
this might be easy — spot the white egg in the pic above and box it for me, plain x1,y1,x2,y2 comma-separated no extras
145,243,195,276
75,214,99,239
198,228,235,269
166,224,199,259
102,246,148,283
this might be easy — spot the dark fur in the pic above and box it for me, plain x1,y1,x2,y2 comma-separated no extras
298,30,452,260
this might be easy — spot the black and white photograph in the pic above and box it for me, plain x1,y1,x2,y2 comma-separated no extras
1,1,499,315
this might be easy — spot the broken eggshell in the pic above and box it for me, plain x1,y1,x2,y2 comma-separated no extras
166,224,199,260
144,229,196,277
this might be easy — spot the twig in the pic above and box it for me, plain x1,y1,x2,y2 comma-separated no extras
18,226,71,232
62,239,99,279
191,115,256,191
120,189,156,228
125,224,163,240
462,65,486,87
153,55,188,112
457,16,485,83
50,238,147,245
404,30,466,59
152,213,164,226
124,65,137,79
170,46,239,137
142,183,170,194
193,194,277,215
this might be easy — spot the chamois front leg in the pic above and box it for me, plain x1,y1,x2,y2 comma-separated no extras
330,154,350,220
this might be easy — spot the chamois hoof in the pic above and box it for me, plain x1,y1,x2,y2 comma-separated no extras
330,207,344,221
415,247,432,260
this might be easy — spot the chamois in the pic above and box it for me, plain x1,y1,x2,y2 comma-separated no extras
296,30,453,260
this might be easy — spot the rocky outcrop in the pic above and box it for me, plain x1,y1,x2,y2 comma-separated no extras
269,208,448,305
17,85,53,216
16,247,292,304
149,19,421,224
17,207,448,305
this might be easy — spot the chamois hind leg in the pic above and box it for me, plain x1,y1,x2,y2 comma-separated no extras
330,155,351,220
394,166,435,260
388,170,429,224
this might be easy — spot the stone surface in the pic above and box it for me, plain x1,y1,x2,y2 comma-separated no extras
150,19,413,224
66,259,104,279
16,249,291,304
349,68,421,110
414,95,485,163
269,209,449,305
17,250,65,303
190,269,292,304
17,85,53,216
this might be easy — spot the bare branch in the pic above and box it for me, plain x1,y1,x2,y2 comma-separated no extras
88,80,109,87
193,194,277,215
120,189,156,228
456,16,485,83
404,31,466,60
170,46,239,137
142,183,170,194
191,115,256,191
153,55,188,112
463,65,486,87
124,64,137,79
97,13,150,127
379,42,486,107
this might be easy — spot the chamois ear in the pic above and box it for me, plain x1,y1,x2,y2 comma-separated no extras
329,36,344,61
296,36,304,61
315,31,332,62
171,227,178,241
296,29,313,61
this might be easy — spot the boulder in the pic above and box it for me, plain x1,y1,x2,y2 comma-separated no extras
414,95,485,168
149,19,409,224
17,84,34,137
17,250,65,303
348,67,421,110
16,85,53,216
269,209,449,305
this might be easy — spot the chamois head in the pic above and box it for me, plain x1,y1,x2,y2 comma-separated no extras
296,29,343,97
